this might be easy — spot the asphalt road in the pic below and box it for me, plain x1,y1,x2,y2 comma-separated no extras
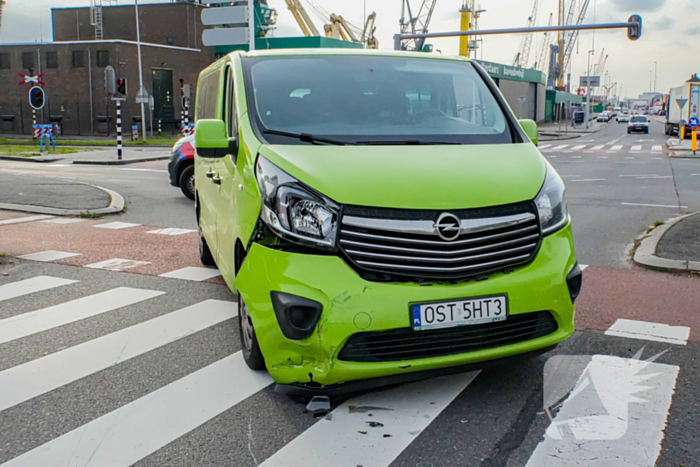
0,121,699,467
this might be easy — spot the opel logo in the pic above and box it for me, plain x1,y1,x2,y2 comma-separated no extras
434,213,461,241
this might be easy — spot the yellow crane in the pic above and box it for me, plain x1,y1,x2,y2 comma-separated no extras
284,0,377,48
0,0,7,37
324,13,357,42
284,0,320,37
459,1,484,58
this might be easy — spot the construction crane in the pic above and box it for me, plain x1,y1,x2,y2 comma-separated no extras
0,0,6,39
560,0,591,87
513,0,539,68
549,0,591,89
593,49,608,76
284,0,320,37
534,13,553,71
399,0,438,52
361,12,379,49
324,13,357,42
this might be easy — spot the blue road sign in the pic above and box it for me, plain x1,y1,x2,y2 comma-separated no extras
690,117,700,128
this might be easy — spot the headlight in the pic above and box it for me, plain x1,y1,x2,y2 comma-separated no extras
535,162,568,235
256,156,338,249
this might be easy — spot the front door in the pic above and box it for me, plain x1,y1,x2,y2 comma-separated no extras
152,69,175,130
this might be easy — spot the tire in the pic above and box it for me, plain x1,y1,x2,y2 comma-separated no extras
627,129,631,134
179,165,195,200
645,128,649,134
198,217,216,266
238,292,266,370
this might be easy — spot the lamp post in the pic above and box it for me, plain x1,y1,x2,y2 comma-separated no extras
586,49,595,129
135,0,147,141
654,61,657,93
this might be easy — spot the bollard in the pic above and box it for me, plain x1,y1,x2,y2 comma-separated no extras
116,100,123,161
693,130,698,155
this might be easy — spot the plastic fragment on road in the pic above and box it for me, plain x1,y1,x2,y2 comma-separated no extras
305,395,331,415
366,421,384,427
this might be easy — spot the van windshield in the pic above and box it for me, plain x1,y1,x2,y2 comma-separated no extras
631,116,647,123
244,55,515,145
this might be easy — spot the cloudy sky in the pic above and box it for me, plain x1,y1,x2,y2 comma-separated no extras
2,0,699,97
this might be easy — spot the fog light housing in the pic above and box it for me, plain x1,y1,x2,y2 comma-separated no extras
566,263,583,304
271,292,323,340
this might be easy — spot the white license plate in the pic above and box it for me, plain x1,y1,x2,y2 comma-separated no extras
411,295,508,331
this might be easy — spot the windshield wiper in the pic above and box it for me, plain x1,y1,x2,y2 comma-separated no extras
263,129,351,146
356,140,461,145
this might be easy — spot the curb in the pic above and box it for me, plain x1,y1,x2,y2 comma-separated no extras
0,182,125,217
633,212,700,273
71,155,170,165
0,156,65,163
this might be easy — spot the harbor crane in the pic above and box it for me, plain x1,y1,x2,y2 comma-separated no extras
284,0,377,48
513,0,539,68
399,0,438,51
534,13,554,71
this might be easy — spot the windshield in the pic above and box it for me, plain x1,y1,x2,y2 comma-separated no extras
631,116,647,123
244,55,515,145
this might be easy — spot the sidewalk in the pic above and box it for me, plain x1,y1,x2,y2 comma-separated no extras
634,212,700,273
539,120,605,141
68,147,172,165
0,173,124,216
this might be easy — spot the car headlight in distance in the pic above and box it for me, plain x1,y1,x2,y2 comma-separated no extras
255,156,339,249
535,161,568,235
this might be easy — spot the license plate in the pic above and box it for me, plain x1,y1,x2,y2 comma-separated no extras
411,295,508,331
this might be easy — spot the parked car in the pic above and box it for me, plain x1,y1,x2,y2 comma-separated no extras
628,115,650,133
193,49,580,394
167,134,195,200
617,115,630,123
597,112,611,122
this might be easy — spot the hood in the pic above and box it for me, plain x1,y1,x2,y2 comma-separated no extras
258,143,547,210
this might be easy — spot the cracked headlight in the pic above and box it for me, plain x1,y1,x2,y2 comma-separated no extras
535,161,569,235
256,155,338,249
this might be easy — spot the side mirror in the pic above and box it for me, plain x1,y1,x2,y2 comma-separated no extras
519,119,539,146
195,119,237,158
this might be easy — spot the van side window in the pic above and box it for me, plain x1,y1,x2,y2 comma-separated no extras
196,72,219,121
224,66,237,138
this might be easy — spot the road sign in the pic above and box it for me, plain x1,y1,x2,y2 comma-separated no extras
689,117,700,128
201,6,247,26
29,86,45,110
136,87,150,104
202,28,249,47
580,76,601,87
18,73,45,86
676,98,688,110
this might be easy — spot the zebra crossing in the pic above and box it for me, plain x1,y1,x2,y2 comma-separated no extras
0,269,690,466
539,143,664,153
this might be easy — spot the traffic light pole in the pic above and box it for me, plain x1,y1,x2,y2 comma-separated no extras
116,100,123,160
134,0,147,142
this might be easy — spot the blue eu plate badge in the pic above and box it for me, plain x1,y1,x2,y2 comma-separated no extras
412,305,422,327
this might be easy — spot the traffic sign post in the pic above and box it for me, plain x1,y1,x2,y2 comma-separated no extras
690,117,699,155
677,99,688,142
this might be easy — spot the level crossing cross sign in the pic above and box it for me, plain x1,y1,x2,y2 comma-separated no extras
18,73,45,86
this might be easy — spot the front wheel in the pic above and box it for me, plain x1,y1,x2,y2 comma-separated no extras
179,165,195,200
198,219,215,266
238,292,266,370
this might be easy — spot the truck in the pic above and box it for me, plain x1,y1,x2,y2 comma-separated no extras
665,76,700,137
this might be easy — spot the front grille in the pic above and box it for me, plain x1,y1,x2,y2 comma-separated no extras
338,201,541,281
338,311,558,362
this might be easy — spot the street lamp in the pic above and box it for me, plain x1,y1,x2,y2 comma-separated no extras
586,49,595,129
654,61,657,93
134,0,147,142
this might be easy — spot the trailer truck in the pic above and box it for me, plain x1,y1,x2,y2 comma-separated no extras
665,75,700,137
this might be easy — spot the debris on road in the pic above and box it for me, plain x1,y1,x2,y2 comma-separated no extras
305,395,331,415
367,421,384,427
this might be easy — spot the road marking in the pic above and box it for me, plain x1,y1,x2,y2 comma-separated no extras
652,146,663,152
571,155,582,159
611,145,623,151
605,319,690,345
41,218,87,224
651,157,663,160
692,174,700,176
538,144,552,149
526,355,679,467
146,228,198,236
260,371,480,467
159,267,222,281
93,222,141,230
0,276,78,303
636,175,672,179
85,258,151,271
597,156,609,159
624,156,635,159
0,299,236,412
571,179,605,182
546,155,557,158
118,168,168,173
18,251,81,262
550,145,569,151
621,202,688,209
619,174,658,177
607,135,626,145
561,175,581,178
631,145,642,151
0,287,164,345
580,264,588,271
0,215,53,226
571,145,586,150
1,352,273,467
590,145,605,150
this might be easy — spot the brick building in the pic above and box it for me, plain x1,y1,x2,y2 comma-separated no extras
0,1,216,136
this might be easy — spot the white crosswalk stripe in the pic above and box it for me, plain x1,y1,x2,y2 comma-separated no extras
652,145,663,152
571,145,586,150
590,145,605,150
610,145,623,151
0,215,54,226
2,353,273,467
631,145,642,151
18,250,81,262
0,287,164,345
0,276,78,303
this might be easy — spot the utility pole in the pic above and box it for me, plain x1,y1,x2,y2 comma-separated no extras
586,49,594,129
649,70,652,93
248,0,255,51
134,0,147,141
654,61,657,93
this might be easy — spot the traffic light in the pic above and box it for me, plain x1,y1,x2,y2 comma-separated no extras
29,86,45,110
116,78,127,96
104,66,116,95
628,15,642,41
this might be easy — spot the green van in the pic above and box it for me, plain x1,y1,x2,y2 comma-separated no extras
194,49,581,394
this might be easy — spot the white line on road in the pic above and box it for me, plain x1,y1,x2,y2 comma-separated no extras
18,251,81,262
118,168,168,173
571,145,586,150
636,176,672,179
0,215,54,226
538,144,552,149
85,258,151,271
550,145,570,151
580,264,588,271
598,156,609,159
0,276,78,303
93,222,141,230
41,218,87,224
0,287,164,345
625,156,636,159
631,145,642,151
260,371,480,467
621,202,688,209
590,145,605,150
619,174,658,177
160,267,222,281
605,319,690,345
547,155,557,158
651,157,663,160
526,355,679,467
571,155,582,159
1,353,273,467
0,299,236,412
561,175,581,178
691,174,700,176
611,145,623,151
571,179,606,182
652,146,663,152
146,228,197,236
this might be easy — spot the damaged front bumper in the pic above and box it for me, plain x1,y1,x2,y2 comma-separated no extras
235,223,578,391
